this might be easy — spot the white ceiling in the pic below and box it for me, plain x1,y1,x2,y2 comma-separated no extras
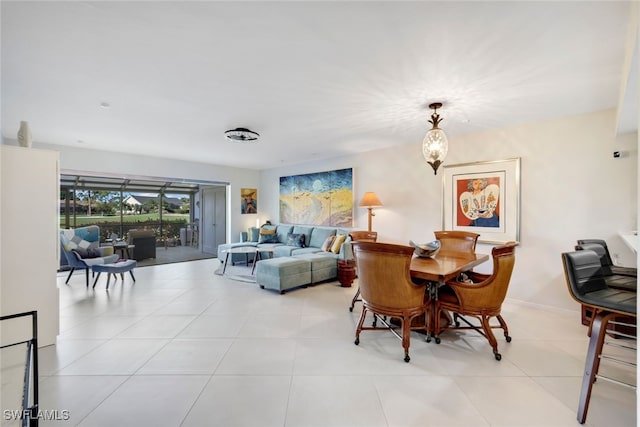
1,1,636,170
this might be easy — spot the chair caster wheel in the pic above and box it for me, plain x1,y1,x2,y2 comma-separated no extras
404,355,410,363
354,338,359,345
505,336,512,343
435,337,441,344
494,353,502,361
426,336,432,343
455,322,460,327
349,307,353,312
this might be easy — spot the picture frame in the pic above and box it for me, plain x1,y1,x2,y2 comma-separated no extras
279,168,353,227
241,188,257,214
442,158,520,244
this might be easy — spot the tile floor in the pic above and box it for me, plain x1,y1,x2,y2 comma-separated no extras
2,258,636,426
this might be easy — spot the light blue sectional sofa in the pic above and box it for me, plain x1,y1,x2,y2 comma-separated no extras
217,224,360,293
217,224,355,265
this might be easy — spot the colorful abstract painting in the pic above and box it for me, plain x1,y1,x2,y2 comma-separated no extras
279,168,353,227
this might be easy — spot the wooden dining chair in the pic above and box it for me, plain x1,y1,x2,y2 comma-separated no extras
352,242,429,362
432,230,481,326
348,231,378,312
432,242,517,360
434,230,479,254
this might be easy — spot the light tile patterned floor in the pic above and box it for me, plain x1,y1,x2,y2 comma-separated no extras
2,258,636,426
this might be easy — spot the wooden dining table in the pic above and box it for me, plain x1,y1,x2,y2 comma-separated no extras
410,250,489,289
409,250,490,339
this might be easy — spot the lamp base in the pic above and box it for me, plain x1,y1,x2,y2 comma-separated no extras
367,207,374,232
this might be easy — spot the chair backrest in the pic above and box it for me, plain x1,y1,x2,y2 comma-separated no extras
575,242,613,275
127,229,156,244
562,250,609,302
562,250,636,316
464,242,516,310
352,242,425,309
349,231,378,242
60,225,101,251
434,230,479,254
576,239,614,266
60,225,102,267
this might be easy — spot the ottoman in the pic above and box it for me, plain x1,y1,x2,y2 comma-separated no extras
255,257,311,294
294,252,338,284
91,259,137,289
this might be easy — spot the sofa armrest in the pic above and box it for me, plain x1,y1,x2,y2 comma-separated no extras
338,238,354,261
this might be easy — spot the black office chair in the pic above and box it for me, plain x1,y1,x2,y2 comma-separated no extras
561,250,636,424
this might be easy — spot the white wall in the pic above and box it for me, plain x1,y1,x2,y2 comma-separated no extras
260,109,638,311
1,146,60,346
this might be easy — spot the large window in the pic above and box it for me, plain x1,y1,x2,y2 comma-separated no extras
60,174,198,244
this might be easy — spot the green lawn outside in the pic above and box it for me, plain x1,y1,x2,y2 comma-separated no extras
61,213,189,227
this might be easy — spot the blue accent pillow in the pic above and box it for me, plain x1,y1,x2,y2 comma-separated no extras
259,227,279,243
287,233,306,248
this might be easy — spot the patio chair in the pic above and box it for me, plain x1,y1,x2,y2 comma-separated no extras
60,225,119,287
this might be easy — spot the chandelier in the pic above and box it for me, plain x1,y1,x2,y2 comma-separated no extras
422,102,448,175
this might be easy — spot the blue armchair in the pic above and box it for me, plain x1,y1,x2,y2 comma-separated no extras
60,226,119,287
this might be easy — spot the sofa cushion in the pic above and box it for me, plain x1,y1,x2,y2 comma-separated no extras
276,225,294,244
287,233,306,248
308,227,337,249
248,227,260,242
274,245,297,257
294,252,338,283
291,247,323,256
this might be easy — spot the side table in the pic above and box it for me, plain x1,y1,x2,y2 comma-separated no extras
337,260,356,287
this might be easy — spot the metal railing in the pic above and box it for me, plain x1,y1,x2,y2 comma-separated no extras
0,311,39,427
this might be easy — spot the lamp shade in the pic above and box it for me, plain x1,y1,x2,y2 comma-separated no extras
359,192,383,207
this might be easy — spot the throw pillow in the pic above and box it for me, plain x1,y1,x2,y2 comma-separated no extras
287,233,306,248
331,234,347,254
321,235,336,252
259,227,278,244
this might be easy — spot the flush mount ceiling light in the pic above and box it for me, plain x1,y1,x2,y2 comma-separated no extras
224,127,260,142
422,102,449,175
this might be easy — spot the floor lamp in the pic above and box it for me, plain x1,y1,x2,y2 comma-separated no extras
358,192,383,232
